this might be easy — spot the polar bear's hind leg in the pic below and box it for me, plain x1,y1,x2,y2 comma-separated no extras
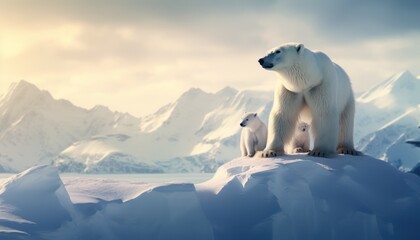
337,100,361,155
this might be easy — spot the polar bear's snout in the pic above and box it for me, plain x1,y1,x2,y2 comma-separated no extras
258,58,274,69
240,122,245,127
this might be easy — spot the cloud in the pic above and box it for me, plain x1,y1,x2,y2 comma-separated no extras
316,0,420,41
1,0,419,116
3,0,420,39
3,0,419,51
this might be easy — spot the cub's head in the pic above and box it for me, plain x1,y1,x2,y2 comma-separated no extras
297,122,310,133
240,112,258,128
258,43,304,71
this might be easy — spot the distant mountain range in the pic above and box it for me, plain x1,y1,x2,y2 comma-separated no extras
0,81,140,172
355,71,420,171
0,71,419,173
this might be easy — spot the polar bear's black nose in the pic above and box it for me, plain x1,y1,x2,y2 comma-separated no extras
258,58,265,65
240,123,245,127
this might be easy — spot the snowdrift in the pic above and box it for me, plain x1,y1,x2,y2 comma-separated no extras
0,155,419,240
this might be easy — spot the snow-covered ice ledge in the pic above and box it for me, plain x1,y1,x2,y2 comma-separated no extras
0,155,419,240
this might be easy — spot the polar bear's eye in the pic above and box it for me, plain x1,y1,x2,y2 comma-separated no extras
275,50,281,54
246,119,249,121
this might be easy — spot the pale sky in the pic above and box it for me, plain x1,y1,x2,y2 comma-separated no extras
1,0,419,117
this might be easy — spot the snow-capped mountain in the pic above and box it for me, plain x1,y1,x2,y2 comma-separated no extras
55,87,273,173
0,80,139,172
355,71,420,170
1,70,419,173
355,70,420,141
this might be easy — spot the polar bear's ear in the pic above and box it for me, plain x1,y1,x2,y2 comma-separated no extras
296,44,304,54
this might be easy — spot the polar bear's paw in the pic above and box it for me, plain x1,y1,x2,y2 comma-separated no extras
308,150,335,158
293,147,304,153
293,147,310,153
259,150,284,158
336,147,362,156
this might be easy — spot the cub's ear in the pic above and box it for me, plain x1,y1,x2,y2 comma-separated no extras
296,44,304,54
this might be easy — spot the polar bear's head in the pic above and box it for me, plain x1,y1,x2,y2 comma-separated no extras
258,43,304,71
240,112,260,130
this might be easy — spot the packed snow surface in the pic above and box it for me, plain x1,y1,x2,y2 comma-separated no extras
0,155,419,240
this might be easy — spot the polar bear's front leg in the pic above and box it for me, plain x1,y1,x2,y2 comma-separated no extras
240,133,247,157
260,87,303,158
305,87,339,157
246,140,256,157
309,112,339,157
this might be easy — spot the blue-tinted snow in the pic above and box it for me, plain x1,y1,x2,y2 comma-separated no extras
0,155,419,240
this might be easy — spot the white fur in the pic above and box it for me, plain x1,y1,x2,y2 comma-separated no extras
291,122,311,153
258,43,358,157
240,113,268,157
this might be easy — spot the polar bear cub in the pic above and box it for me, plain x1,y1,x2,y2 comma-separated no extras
291,122,311,153
240,112,268,157
258,42,359,158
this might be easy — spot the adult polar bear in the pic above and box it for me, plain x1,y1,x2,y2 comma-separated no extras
258,43,359,157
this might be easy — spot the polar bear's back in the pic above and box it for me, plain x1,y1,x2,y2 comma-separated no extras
311,49,354,111
332,63,354,110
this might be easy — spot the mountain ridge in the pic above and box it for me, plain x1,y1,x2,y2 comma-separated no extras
0,80,140,171
0,70,418,173
357,70,419,109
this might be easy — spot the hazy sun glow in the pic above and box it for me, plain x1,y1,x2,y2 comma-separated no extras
1,1,419,116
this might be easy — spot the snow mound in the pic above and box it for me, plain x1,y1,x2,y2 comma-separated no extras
0,165,75,239
1,155,420,240
198,155,420,240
